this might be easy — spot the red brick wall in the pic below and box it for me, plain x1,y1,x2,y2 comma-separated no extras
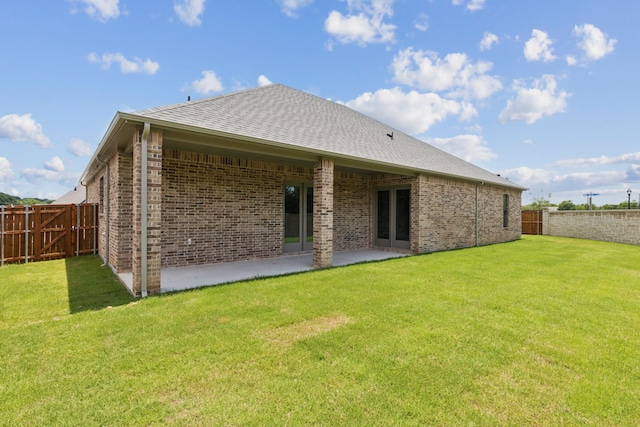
90,144,522,272
333,172,372,251
161,149,313,268
85,150,133,273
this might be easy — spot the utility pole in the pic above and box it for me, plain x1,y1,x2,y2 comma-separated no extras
583,192,599,210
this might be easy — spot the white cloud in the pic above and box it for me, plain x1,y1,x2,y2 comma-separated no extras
190,70,223,95
45,156,65,173
344,87,466,135
500,166,625,190
414,13,428,32
0,157,15,181
452,0,485,12
258,75,273,87
524,29,556,62
425,134,496,163
555,152,640,168
325,0,396,46
391,48,502,100
279,0,314,17
21,166,78,186
574,24,616,61
501,167,552,186
68,138,93,157
498,75,570,124
479,32,498,51
21,168,64,183
0,114,51,148
627,165,640,181
459,102,479,121
87,52,159,75
174,0,207,26
565,55,578,66
507,152,640,203
70,0,120,22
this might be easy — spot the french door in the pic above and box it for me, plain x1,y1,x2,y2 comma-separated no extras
284,183,313,252
375,188,410,249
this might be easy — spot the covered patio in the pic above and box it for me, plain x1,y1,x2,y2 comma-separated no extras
117,249,408,294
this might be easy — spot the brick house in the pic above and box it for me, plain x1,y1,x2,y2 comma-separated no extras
80,84,525,296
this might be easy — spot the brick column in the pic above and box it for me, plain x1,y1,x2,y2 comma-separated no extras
132,128,162,296
313,158,334,268
410,174,429,254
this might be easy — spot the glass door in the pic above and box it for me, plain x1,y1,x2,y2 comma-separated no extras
284,183,313,252
375,188,410,249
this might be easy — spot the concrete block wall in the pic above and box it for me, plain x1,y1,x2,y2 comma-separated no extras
543,209,640,245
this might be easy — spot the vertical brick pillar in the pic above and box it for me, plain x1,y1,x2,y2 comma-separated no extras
132,128,163,296
410,175,428,254
313,158,334,268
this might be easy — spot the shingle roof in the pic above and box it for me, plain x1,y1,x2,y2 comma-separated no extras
52,185,86,205
133,84,524,189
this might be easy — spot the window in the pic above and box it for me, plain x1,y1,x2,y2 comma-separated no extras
503,194,509,228
99,176,104,214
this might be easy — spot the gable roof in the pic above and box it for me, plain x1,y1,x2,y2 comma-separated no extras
52,185,86,205
82,84,525,190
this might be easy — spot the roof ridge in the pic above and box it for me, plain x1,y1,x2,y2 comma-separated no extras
133,83,282,115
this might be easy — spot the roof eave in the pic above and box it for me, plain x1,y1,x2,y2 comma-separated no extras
79,112,129,184
81,112,527,191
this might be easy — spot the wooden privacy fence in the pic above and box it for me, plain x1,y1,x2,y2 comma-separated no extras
1,204,98,266
522,210,543,235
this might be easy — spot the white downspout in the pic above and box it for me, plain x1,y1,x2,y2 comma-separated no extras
141,122,150,297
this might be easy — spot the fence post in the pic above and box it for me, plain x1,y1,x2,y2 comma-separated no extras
1,205,4,267
76,204,81,257
93,204,97,255
64,204,71,258
24,205,29,264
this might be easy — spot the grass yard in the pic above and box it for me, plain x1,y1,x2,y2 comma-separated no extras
1,236,639,425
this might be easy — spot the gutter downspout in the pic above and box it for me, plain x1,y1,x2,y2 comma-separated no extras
95,156,110,267
141,122,150,297
476,181,484,247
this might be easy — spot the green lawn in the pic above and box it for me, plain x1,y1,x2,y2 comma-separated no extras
1,236,639,425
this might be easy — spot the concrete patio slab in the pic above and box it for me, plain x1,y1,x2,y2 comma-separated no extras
117,249,408,294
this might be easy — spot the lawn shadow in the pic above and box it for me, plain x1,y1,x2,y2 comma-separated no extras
65,255,135,314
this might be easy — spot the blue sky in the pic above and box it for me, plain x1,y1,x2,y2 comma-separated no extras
1,0,638,206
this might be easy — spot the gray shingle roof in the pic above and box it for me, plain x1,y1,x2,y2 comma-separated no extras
133,84,524,189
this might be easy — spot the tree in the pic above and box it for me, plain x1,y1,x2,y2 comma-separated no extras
522,190,555,210
558,200,576,210
0,192,52,205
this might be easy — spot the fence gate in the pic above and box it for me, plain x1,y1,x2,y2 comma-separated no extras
1,204,98,266
522,210,543,235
